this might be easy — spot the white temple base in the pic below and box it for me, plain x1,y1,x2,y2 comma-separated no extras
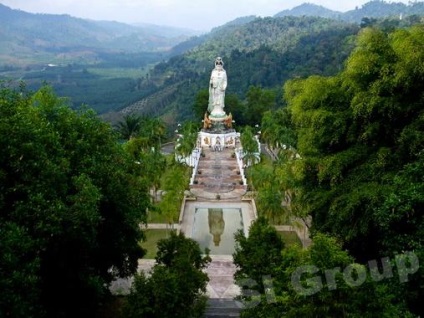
199,130,239,149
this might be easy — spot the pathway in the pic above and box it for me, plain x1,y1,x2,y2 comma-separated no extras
111,145,249,317
186,146,247,308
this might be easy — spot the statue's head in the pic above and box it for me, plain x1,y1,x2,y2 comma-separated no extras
215,57,224,67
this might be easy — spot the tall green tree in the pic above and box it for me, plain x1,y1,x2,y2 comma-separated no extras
233,217,284,295
0,85,149,318
192,89,209,120
225,93,245,126
240,126,260,167
243,86,277,126
282,25,424,315
115,113,143,140
139,116,166,150
124,231,210,318
156,163,189,228
175,121,200,163
261,108,297,151
124,138,166,203
235,232,412,318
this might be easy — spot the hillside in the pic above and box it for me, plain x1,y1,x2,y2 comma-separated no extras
343,0,424,22
105,1,424,126
275,3,342,19
2,0,424,123
275,1,424,22
0,4,198,66
103,16,359,125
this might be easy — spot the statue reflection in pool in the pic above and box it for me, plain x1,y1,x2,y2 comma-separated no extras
208,208,225,246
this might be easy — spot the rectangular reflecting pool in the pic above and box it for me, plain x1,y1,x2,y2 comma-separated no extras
192,207,244,255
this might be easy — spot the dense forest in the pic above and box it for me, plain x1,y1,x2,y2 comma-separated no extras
274,0,424,22
2,1,424,125
111,12,424,128
235,24,424,317
0,84,206,317
108,16,360,127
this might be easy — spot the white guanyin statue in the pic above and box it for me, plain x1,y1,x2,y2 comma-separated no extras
208,57,227,118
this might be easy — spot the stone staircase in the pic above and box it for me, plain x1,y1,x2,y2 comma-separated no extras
191,147,246,200
195,147,243,190
204,256,242,317
205,298,242,318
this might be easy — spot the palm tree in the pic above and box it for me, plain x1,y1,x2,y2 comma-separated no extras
257,184,288,224
115,113,143,140
140,116,166,150
158,164,187,231
261,108,297,153
175,121,199,165
240,126,260,167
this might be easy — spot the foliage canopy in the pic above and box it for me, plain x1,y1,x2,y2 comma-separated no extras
0,84,150,318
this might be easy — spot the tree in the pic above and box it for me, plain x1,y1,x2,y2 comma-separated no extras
375,154,424,314
124,231,210,318
261,108,297,151
243,86,277,126
281,25,424,315
225,93,245,126
235,232,412,318
139,116,166,150
256,184,286,224
0,85,149,318
240,126,260,167
115,113,143,140
233,217,284,295
279,233,412,318
124,139,166,203
247,164,289,224
175,121,199,165
192,89,209,120
156,163,189,228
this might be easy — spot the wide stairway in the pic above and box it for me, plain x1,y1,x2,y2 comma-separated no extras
190,147,246,200
189,147,246,317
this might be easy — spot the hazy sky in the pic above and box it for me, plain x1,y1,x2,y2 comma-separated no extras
1,0,414,31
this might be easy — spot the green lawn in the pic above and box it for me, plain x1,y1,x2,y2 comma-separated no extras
141,229,172,259
147,209,169,223
147,206,181,223
278,231,302,247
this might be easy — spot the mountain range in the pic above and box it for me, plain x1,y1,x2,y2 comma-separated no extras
2,1,424,67
274,1,424,21
0,3,199,66
1,1,424,126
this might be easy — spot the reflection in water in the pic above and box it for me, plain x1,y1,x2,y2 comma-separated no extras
208,208,225,246
192,207,243,255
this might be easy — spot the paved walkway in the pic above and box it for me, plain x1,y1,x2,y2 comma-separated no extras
111,145,251,299
205,255,240,299
117,256,241,299
110,143,311,300
184,146,249,300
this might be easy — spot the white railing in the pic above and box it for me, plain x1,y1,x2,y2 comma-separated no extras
235,147,247,185
189,148,201,185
